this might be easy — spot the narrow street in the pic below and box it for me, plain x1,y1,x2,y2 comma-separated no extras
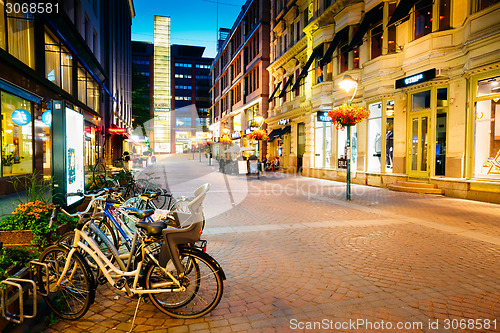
43,155,500,333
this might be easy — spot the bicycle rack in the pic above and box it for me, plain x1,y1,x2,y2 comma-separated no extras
0,260,49,324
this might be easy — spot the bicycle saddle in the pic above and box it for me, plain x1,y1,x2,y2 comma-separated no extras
127,209,154,219
136,221,168,237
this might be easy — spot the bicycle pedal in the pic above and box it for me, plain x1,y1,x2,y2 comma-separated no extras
97,275,107,285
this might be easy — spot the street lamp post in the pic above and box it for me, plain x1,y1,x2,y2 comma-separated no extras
339,75,358,201
254,115,264,179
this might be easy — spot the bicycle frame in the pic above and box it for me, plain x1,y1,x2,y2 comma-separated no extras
58,224,186,295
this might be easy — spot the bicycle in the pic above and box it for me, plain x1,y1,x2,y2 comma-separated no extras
37,184,225,320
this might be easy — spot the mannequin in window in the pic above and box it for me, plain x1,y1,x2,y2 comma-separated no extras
386,128,393,168
374,132,382,161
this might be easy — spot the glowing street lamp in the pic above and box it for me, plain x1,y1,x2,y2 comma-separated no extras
339,74,359,201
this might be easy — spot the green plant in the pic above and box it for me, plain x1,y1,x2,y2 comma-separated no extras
0,246,38,281
11,171,54,205
2,150,15,167
0,201,76,247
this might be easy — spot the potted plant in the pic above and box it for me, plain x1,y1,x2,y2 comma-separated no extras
2,150,14,174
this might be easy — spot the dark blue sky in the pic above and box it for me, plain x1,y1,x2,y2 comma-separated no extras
131,0,246,58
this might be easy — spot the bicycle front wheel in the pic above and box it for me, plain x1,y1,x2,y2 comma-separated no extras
144,249,224,319
38,245,96,320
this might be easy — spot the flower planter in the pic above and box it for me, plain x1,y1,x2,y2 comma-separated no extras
0,223,73,248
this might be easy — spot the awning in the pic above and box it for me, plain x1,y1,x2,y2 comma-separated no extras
319,31,344,67
278,75,294,98
268,125,291,140
346,3,384,52
291,45,323,92
268,128,282,140
268,81,282,102
387,0,420,27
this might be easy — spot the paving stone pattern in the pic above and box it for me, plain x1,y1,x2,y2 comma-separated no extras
35,156,500,332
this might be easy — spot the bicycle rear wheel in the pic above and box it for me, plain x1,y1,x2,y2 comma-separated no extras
38,245,95,320
93,163,107,188
144,249,224,319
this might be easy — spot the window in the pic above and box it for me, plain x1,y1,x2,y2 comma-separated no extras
1,91,33,176
367,102,382,172
6,3,35,68
45,30,73,93
414,0,433,39
314,118,332,168
338,28,349,73
435,89,447,176
439,0,451,31
412,90,431,111
78,63,100,112
84,14,90,43
475,0,500,12
473,76,500,179
337,125,358,171
387,2,397,53
370,24,383,59
93,29,98,55
0,0,5,50
385,100,394,173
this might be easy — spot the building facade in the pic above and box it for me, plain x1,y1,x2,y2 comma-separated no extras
153,15,171,153
171,45,213,154
0,0,133,196
210,0,271,159
266,0,500,203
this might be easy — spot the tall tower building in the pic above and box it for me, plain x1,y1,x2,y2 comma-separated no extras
153,15,171,153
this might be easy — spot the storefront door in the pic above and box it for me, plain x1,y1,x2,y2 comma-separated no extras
408,111,431,178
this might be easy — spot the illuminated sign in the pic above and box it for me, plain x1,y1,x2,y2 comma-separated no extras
42,110,52,126
317,111,331,122
395,69,436,89
278,118,290,125
65,108,85,206
11,109,31,126
231,132,241,139
109,128,127,134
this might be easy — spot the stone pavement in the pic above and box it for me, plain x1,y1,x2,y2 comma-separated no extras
4,154,500,332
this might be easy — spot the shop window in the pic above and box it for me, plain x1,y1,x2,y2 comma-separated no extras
367,102,382,172
6,4,35,68
1,91,33,177
477,76,500,97
45,30,73,94
411,90,431,111
314,119,331,168
435,91,447,176
385,101,394,173
474,78,500,179
414,0,433,40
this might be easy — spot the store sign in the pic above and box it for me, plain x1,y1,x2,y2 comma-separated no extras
231,132,241,139
244,128,253,135
109,127,127,134
317,111,331,122
42,110,52,126
11,109,31,126
278,118,290,125
338,157,347,169
395,69,436,89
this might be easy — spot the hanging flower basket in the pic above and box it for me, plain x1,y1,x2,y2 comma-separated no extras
247,128,269,141
219,136,232,144
328,103,370,130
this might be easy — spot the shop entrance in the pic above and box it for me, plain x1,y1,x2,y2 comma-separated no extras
408,111,431,178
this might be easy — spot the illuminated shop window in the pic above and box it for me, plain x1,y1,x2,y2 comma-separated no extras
1,91,33,177
367,102,382,172
314,119,331,168
474,76,500,179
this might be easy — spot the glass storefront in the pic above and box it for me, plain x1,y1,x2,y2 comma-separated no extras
39,108,52,180
1,91,33,176
314,119,331,168
367,102,382,172
385,100,394,173
474,75,500,179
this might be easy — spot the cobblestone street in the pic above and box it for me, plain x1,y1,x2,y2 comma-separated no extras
35,155,500,332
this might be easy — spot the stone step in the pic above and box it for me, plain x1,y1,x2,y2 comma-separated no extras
396,181,437,189
388,184,444,195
